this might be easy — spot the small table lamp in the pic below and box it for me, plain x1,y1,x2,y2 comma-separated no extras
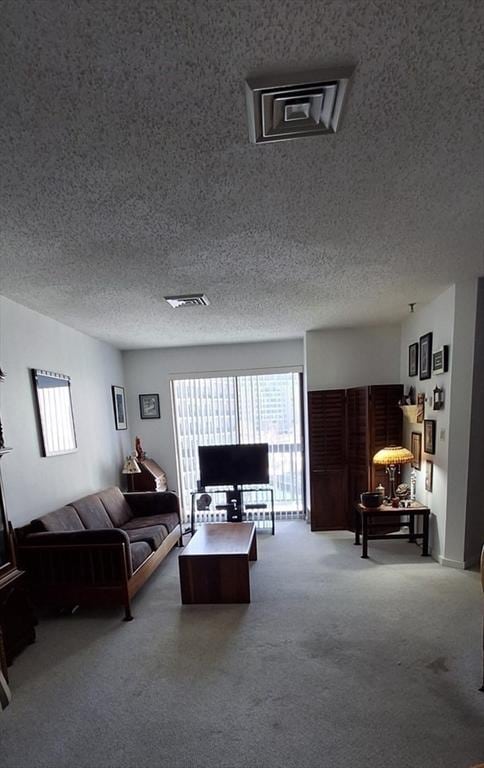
372,446,414,500
122,455,141,492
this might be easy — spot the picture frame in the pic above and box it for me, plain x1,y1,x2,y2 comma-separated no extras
31,369,77,457
416,393,425,423
425,460,433,492
139,393,160,420
112,385,127,430
411,432,421,470
432,345,449,375
419,332,433,380
408,343,418,377
423,419,435,454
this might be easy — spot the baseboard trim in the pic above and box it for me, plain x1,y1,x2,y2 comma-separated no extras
438,556,466,569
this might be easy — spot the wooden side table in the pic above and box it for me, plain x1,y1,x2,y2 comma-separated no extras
354,502,431,559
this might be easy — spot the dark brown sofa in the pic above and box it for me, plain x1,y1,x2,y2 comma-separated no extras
16,487,182,620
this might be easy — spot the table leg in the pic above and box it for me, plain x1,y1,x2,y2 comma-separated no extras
191,494,195,536
361,512,369,559
422,511,430,556
354,508,360,545
271,490,275,535
408,512,415,542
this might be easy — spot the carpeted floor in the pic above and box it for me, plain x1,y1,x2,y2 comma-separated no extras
1,521,482,768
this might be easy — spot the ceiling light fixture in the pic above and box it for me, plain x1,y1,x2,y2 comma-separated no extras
164,294,210,308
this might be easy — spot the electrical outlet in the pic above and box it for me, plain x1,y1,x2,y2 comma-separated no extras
440,428,446,441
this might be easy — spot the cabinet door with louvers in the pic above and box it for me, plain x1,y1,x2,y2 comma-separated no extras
308,390,347,531
347,386,370,525
368,385,403,491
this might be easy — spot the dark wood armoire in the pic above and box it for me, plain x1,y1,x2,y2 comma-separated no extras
308,384,403,531
0,451,36,670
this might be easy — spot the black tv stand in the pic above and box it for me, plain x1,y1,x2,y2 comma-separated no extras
190,486,274,535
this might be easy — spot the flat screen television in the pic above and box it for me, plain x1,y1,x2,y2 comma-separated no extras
198,443,269,487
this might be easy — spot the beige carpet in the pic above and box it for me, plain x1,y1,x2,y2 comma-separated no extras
1,521,482,768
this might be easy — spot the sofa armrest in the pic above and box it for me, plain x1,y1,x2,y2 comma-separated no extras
20,529,130,547
123,491,181,521
17,528,134,581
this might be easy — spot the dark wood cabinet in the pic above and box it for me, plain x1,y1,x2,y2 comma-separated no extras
131,459,168,492
308,384,403,531
0,451,36,665
308,390,347,531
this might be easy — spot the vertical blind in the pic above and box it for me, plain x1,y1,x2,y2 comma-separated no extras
172,372,304,521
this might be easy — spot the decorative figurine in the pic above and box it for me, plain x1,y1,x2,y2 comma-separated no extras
135,436,145,461
395,483,410,499
410,469,417,501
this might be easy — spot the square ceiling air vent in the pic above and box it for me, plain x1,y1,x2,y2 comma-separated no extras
245,66,354,144
164,294,210,308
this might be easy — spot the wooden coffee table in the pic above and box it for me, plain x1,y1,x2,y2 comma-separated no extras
178,522,257,604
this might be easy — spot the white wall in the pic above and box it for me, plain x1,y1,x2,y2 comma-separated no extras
445,280,478,566
465,277,484,565
399,282,479,566
122,339,304,496
399,286,455,562
305,325,401,391
0,297,131,526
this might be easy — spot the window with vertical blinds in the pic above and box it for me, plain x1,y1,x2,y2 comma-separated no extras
172,372,304,522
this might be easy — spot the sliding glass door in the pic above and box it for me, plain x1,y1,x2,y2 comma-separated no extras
172,371,304,521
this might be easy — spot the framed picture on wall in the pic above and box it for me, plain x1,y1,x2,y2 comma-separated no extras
139,393,160,419
416,393,425,423
112,385,127,430
408,343,418,377
425,460,433,492
432,345,449,375
419,332,433,380
423,419,435,454
411,432,421,470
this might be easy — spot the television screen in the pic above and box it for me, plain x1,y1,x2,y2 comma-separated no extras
198,443,269,487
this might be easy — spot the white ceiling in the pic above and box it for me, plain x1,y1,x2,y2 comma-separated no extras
1,0,483,349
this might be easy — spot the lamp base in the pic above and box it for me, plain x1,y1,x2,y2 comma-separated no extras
386,464,398,499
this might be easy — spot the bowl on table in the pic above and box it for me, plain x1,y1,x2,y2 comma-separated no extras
360,492,383,508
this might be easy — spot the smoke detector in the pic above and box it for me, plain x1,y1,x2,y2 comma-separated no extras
245,66,354,144
164,294,210,308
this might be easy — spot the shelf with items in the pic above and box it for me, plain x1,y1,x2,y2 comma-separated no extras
189,487,275,536
399,404,418,423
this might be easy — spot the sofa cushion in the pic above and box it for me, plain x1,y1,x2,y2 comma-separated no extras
129,541,152,572
123,513,180,535
98,487,133,527
70,494,114,529
32,506,85,532
125,525,166,552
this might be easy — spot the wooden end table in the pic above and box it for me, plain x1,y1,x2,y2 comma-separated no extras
354,502,431,559
179,522,257,604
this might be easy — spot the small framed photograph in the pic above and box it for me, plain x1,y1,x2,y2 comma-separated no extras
432,345,449,375
416,393,425,423
411,432,421,470
419,332,433,380
139,393,160,420
112,385,127,430
425,460,433,492
408,343,418,377
423,419,436,454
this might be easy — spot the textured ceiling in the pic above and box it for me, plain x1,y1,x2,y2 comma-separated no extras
1,0,483,349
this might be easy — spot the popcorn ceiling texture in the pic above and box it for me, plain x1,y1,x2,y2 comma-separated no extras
0,0,483,349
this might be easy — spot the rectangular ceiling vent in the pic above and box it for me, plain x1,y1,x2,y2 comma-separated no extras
245,66,354,144
164,294,210,308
